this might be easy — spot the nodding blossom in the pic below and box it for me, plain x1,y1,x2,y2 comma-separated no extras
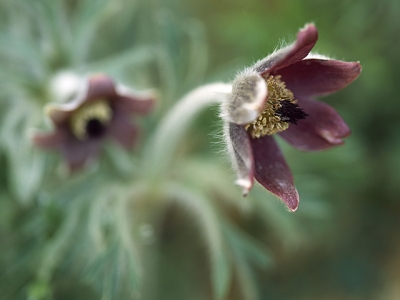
33,74,156,170
220,24,361,211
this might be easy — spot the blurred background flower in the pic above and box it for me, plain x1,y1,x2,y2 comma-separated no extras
33,73,156,171
0,0,399,300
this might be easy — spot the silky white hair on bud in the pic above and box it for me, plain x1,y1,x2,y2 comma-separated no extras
220,69,267,125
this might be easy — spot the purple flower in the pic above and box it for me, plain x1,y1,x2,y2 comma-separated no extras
33,74,156,170
221,24,361,211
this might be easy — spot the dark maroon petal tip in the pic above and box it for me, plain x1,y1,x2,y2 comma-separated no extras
250,135,299,211
281,189,299,212
278,60,362,97
255,23,318,75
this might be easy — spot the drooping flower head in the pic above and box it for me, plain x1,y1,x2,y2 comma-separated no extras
221,24,361,211
33,74,156,170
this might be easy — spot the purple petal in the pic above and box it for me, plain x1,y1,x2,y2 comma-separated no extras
86,74,117,100
226,123,255,195
32,130,65,149
107,114,139,149
276,59,362,97
61,134,101,170
279,97,350,151
115,85,156,115
254,24,318,75
250,135,299,211
32,127,99,170
116,95,156,115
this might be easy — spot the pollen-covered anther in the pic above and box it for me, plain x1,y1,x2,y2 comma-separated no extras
70,99,113,140
245,75,307,138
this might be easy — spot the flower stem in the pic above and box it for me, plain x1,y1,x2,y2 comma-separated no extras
143,82,232,178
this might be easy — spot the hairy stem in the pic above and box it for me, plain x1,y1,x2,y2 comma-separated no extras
143,82,231,178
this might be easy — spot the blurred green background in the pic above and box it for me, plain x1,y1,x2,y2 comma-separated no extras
1,0,399,299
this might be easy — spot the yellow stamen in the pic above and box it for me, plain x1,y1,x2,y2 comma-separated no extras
245,75,297,138
70,99,112,140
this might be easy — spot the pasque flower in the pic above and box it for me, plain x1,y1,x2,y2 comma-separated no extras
221,24,361,211
33,74,156,170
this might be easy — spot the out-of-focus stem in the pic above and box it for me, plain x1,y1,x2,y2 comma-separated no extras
143,82,232,178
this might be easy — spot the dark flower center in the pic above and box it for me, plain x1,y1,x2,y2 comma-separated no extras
85,118,106,138
70,99,113,140
275,100,308,125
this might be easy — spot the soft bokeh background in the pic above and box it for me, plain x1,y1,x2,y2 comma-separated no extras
1,0,399,299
